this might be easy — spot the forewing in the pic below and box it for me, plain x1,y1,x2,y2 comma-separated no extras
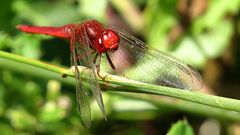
108,27,202,90
75,25,107,120
70,28,91,127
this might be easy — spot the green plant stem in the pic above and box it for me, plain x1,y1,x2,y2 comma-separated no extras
110,92,240,122
0,51,66,74
1,50,240,116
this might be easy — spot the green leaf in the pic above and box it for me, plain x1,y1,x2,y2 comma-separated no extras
167,120,194,135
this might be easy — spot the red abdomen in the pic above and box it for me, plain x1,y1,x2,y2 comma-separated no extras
16,24,72,39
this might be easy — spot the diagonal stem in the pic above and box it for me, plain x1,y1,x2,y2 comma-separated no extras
0,50,240,117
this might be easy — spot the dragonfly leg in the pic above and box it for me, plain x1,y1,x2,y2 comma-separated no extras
106,53,116,70
95,54,107,80
93,53,99,64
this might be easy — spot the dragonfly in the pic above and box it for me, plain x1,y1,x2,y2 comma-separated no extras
16,19,202,127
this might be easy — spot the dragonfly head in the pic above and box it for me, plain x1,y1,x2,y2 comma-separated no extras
85,20,119,53
100,29,119,52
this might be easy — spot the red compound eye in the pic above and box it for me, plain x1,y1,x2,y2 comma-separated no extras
102,29,119,50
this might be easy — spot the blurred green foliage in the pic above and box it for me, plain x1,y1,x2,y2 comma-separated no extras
0,0,240,134
167,120,194,135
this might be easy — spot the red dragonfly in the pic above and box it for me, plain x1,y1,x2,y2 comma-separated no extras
16,19,202,127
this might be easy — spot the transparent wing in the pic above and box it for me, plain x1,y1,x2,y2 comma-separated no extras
70,28,91,127
107,27,202,90
75,25,106,120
